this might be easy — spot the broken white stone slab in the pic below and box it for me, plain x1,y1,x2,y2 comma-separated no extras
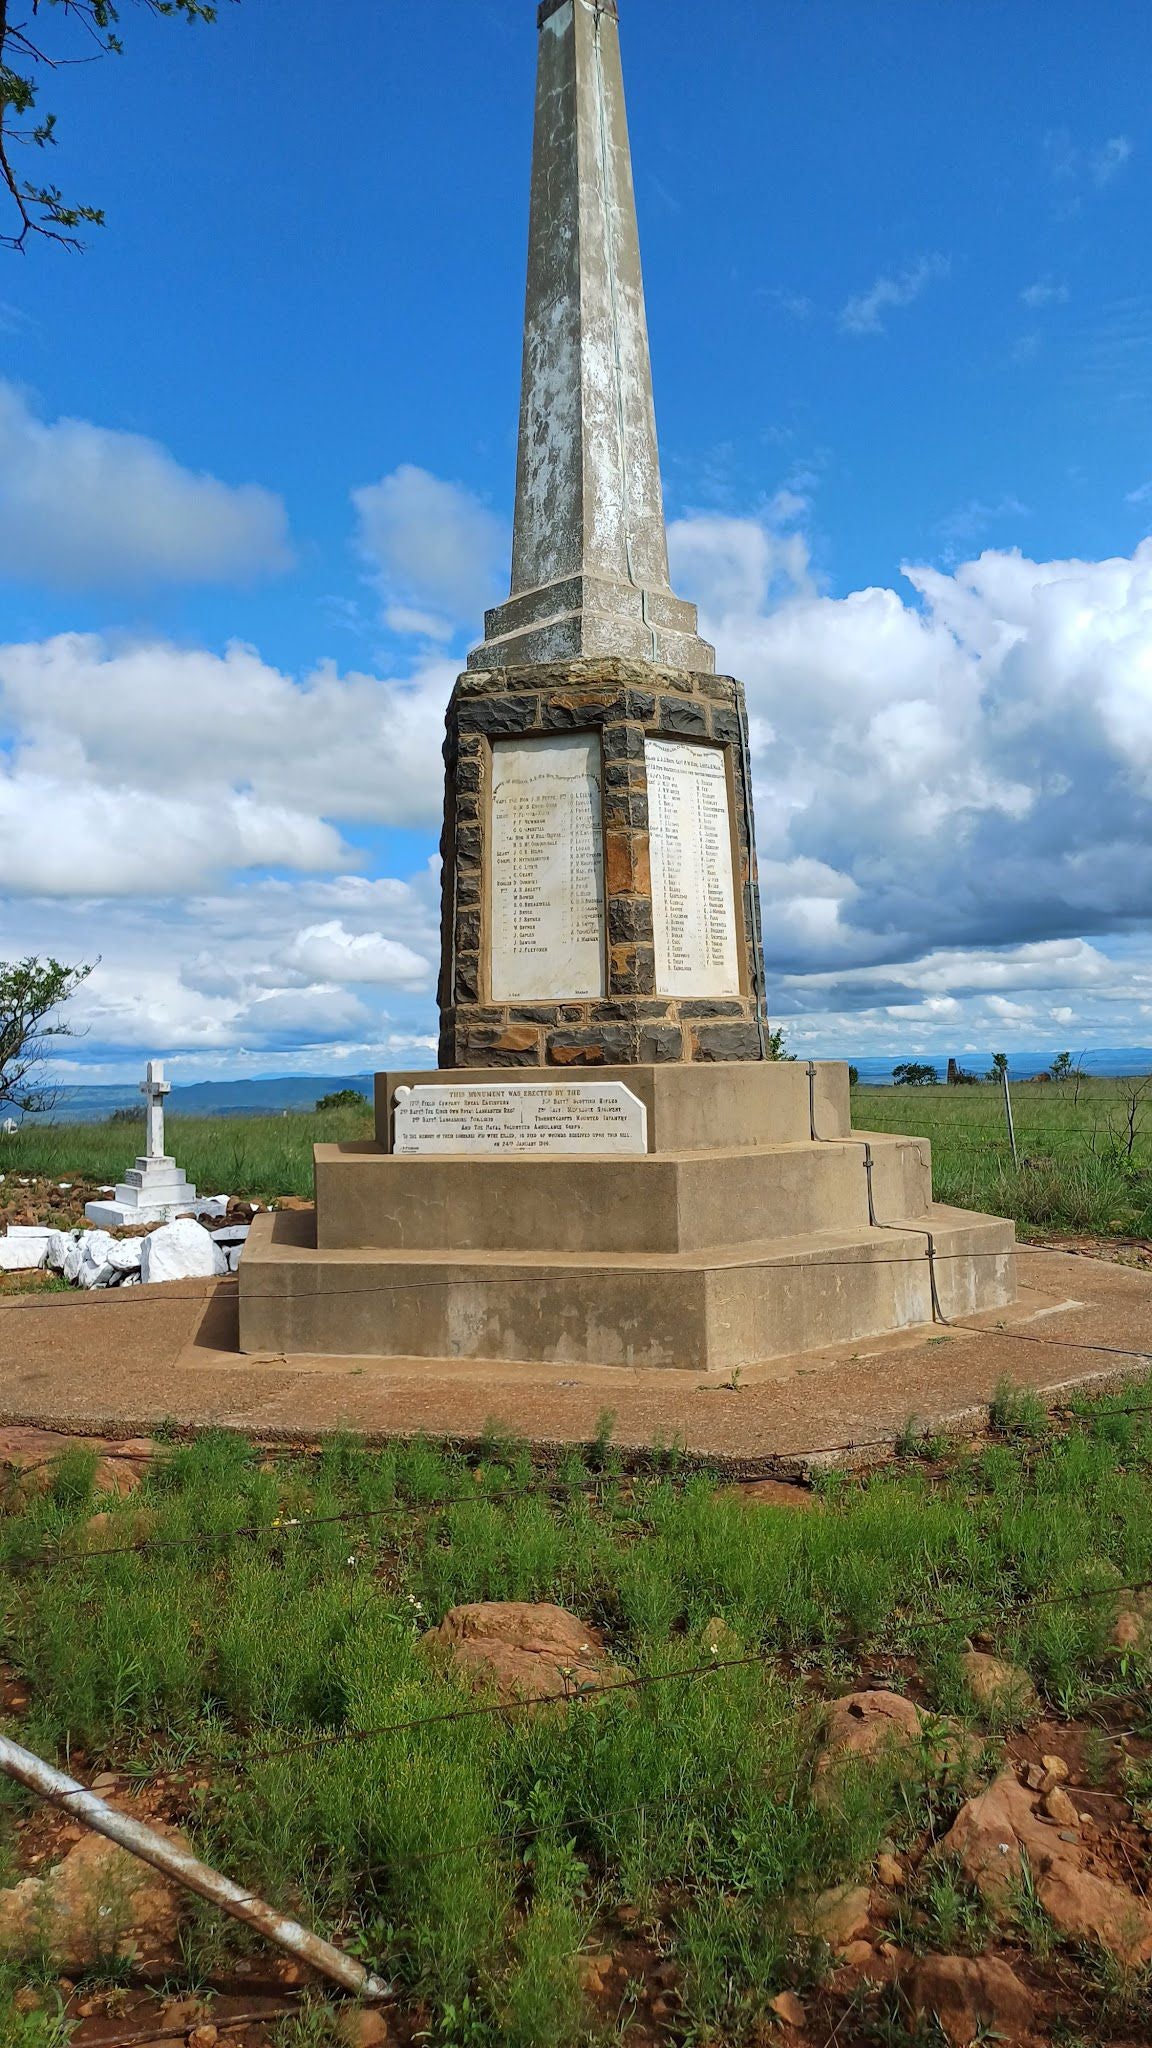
393,1082,648,1157
0,1232,50,1271
140,1218,227,1285
74,1234,144,1289
76,1231,118,1289
209,1225,250,1247
46,1231,75,1273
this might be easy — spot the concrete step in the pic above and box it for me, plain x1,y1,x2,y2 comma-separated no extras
238,1203,1015,1372
313,1132,934,1256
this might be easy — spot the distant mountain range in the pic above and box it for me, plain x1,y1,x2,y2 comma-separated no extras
22,1047,1152,1122
31,1074,379,1124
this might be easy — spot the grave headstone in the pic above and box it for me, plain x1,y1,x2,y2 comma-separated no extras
84,1060,201,1226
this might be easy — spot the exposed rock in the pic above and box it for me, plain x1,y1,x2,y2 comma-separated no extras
698,1615,743,1658
822,1689,924,1761
790,1883,872,1948
874,1852,905,1889
837,1939,875,1967
958,1650,1039,1721
815,1688,974,1800
768,1989,807,2027
0,1824,188,1969
93,1438,156,1497
1111,1593,1152,1650
1042,1785,1079,1828
938,1766,1152,1963
140,1218,227,1285
420,1602,623,1703
335,2014,392,2048
904,1955,1032,2046
70,1505,159,1551
1036,1859,1152,1967
576,1952,615,1996
937,1767,1064,1902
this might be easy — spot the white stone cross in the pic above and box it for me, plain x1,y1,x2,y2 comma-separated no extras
140,1059,171,1160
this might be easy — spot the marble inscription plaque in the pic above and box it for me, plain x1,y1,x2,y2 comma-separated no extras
393,1083,648,1156
489,735,607,1001
646,738,741,998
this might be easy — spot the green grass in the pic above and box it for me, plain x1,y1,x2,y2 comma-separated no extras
0,1105,374,1203
853,1074,1152,1238
1,1393,1151,2045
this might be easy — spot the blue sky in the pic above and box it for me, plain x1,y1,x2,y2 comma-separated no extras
1,0,1151,1081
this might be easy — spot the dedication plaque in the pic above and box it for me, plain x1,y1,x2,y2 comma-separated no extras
646,738,741,998
393,1083,648,1156
489,735,607,1001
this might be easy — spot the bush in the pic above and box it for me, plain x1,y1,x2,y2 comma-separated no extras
315,1089,370,1113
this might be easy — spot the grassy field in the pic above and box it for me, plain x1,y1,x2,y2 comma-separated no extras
0,1105,374,1204
0,1396,1151,2045
855,1074,1152,1240
2,1072,1150,1237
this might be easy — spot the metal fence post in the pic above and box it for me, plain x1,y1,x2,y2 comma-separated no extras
1000,1064,1019,1169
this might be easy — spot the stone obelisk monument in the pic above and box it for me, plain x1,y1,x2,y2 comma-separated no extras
440,0,767,1069
238,0,1017,1371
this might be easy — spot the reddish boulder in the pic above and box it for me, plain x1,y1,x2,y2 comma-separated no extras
790,1883,873,1948
421,1602,623,1703
904,1955,1032,2046
958,1650,1038,1722
938,1767,1152,1963
822,1689,924,1763
1036,1859,1152,1968
0,1824,188,1970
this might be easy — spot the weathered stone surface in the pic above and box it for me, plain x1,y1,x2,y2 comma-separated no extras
937,1765,1152,1962
936,1767,1055,1902
438,655,770,1067
790,1883,873,1948
0,1824,189,1969
818,1690,925,1778
335,2013,393,2048
688,1021,764,1062
904,1955,1033,2046
1036,1857,1152,1965
1111,1591,1152,1649
721,1477,816,1512
958,1650,1039,1721
139,1218,227,1286
768,1989,807,2027
421,1602,622,1703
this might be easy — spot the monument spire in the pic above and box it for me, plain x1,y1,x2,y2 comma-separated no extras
471,0,715,673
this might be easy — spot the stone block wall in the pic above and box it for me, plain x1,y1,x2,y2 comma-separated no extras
438,655,770,1067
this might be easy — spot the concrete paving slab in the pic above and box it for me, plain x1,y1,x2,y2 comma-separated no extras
0,1247,1147,1469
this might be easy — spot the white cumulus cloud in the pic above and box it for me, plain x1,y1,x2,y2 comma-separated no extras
0,382,291,588
671,509,1152,1048
353,464,509,636
0,633,453,892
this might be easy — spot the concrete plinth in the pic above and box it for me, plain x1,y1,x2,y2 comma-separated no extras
237,1062,1017,1369
85,1154,200,1228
